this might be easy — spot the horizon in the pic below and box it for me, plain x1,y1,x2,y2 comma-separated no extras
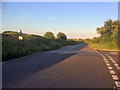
2,2,118,39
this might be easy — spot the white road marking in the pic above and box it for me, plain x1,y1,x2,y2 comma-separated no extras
115,81,120,87
108,66,113,70
105,54,114,60
105,54,119,70
104,58,107,60
112,61,116,63
110,52,118,55
105,62,110,64
117,67,120,70
106,64,111,67
114,64,118,67
112,75,119,80
95,50,119,87
109,70,116,74
105,61,109,63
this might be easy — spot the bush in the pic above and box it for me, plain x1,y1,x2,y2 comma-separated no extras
44,32,55,39
57,32,67,40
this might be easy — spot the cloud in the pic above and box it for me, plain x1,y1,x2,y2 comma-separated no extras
17,16,25,18
17,15,31,18
48,16,57,20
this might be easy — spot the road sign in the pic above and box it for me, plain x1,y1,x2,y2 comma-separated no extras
18,35,23,40
20,29,22,36
18,29,23,40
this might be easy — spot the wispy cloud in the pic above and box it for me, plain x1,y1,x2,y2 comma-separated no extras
47,16,57,20
17,15,24,18
17,15,31,18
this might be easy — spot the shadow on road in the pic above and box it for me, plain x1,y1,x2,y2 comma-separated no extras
3,43,88,87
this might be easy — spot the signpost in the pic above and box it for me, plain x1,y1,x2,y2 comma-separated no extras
18,29,23,40
18,29,23,57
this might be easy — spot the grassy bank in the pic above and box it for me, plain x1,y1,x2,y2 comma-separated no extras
2,31,82,61
90,42,119,51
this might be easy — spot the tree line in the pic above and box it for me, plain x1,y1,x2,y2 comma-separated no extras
89,19,120,50
44,32,67,40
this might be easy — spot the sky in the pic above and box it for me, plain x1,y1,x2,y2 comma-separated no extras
2,2,118,39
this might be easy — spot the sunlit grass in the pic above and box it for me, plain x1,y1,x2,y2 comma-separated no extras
90,42,119,51
2,31,82,61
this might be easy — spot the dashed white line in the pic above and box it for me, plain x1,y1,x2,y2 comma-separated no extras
112,61,116,63
117,67,120,70
105,62,109,64
104,54,119,71
115,81,120,87
95,50,119,88
114,64,119,67
109,70,116,74
106,64,111,67
112,75,119,80
105,61,109,63
108,66,113,70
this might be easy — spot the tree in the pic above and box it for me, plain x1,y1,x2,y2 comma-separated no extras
97,19,113,36
57,32,67,40
78,38,84,42
44,32,55,39
84,38,91,43
97,27,106,36
104,19,113,35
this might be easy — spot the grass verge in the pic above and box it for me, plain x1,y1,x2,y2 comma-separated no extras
2,31,82,61
90,42,119,51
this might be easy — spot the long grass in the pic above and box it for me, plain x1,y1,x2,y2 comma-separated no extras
90,42,119,50
2,31,82,61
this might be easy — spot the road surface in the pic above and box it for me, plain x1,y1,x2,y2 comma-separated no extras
2,43,119,88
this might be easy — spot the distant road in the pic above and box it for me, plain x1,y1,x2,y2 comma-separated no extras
3,43,119,88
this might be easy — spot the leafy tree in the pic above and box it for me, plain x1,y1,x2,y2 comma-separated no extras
91,19,120,50
44,32,55,39
78,38,84,42
57,32,67,40
84,38,91,43
97,19,113,36
104,19,113,35
97,27,106,36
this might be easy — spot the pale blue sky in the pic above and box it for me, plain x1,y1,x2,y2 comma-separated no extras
2,2,118,39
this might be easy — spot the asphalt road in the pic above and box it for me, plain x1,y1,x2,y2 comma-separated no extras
3,43,119,88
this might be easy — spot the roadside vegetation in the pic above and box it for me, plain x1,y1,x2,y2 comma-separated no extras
2,31,83,61
88,19,120,50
